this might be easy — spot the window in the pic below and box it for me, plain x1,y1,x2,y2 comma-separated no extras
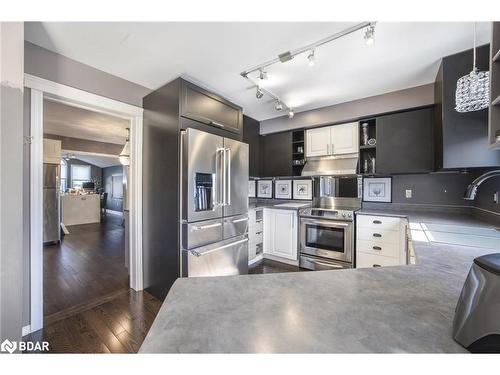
71,164,91,188
60,159,67,192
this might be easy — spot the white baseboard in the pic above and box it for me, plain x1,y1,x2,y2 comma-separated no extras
22,325,32,337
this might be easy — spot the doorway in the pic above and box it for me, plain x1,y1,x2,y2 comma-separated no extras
26,74,144,334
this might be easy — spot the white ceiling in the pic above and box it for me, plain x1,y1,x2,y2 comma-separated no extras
44,99,129,144
27,22,491,121
63,150,121,168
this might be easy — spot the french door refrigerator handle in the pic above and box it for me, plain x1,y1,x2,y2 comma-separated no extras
226,147,231,206
215,147,225,208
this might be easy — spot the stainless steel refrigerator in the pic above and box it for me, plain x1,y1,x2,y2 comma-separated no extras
43,163,60,244
180,128,249,277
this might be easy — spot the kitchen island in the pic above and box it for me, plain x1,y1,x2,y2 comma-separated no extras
140,208,499,353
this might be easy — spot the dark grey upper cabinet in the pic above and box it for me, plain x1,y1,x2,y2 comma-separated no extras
435,44,500,169
242,115,261,177
260,131,292,177
376,107,435,174
181,81,243,134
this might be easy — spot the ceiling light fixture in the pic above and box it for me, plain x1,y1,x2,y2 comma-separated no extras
307,49,315,66
364,24,375,45
255,87,264,99
455,22,490,113
119,128,130,166
288,108,295,119
259,69,268,80
274,100,283,111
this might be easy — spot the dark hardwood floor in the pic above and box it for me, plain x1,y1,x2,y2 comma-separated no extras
25,289,161,353
43,214,129,318
248,258,310,274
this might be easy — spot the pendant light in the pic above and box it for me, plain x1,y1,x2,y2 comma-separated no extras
455,23,490,113
119,128,130,166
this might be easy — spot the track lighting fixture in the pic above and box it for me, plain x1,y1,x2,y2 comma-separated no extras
364,24,375,46
288,108,295,119
307,50,315,67
274,100,283,111
255,87,264,99
259,69,268,80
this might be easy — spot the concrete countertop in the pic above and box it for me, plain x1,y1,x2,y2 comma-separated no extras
140,209,498,353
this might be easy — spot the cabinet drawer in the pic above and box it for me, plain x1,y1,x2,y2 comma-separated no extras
357,215,401,231
181,81,242,134
356,252,402,268
356,239,400,258
357,227,400,245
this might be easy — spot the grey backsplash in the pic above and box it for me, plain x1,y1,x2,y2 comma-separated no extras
365,172,500,214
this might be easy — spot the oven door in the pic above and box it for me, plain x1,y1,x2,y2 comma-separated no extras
300,217,353,263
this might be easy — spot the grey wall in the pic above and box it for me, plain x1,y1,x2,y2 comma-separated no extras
1,22,24,343
43,134,123,155
65,159,102,190
388,173,475,206
260,83,434,135
24,41,151,107
103,165,124,212
474,175,500,213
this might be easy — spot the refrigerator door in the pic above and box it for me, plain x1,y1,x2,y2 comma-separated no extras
182,128,224,222
182,235,248,277
43,187,60,243
223,137,249,218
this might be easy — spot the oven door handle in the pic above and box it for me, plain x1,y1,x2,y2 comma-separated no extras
307,259,345,268
301,219,351,228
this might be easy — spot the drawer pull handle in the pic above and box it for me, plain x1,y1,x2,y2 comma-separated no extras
373,233,382,238
373,246,382,251
373,264,381,267
373,220,382,224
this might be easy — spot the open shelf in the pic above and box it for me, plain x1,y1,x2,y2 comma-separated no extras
360,145,376,150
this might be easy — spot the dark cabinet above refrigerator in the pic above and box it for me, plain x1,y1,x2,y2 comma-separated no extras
434,43,500,169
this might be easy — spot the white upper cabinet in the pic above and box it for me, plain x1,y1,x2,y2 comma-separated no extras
43,138,62,164
305,127,331,157
306,122,359,157
331,122,359,155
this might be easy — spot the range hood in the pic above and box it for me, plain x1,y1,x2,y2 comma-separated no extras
301,154,359,176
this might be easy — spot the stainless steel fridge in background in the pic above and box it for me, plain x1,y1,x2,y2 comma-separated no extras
43,163,61,244
180,128,249,277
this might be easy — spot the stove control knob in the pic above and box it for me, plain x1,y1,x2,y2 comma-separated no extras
342,213,346,218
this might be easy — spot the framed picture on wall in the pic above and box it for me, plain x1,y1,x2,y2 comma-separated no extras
257,180,273,199
363,177,392,203
274,180,292,199
293,179,313,200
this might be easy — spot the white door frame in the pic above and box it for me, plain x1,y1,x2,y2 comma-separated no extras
25,74,144,333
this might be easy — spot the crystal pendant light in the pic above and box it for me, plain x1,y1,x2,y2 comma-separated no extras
455,23,490,113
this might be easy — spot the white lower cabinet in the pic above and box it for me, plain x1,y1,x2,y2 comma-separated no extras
263,208,298,261
248,208,263,263
356,214,408,268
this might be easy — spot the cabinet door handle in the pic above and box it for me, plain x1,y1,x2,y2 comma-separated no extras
326,144,329,155
210,121,225,128
373,220,382,224
373,233,382,238
373,264,381,267
372,246,382,251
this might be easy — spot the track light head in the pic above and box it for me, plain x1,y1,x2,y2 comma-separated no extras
307,50,315,67
259,69,268,80
255,87,264,99
274,100,283,111
288,108,295,119
364,24,375,46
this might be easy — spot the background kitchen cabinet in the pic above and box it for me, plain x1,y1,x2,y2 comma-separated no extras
306,127,331,157
242,115,261,177
260,131,292,177
376,107,435,174
43,138,62,164
331,122,359,155
263,208,298,261
434,43,500,168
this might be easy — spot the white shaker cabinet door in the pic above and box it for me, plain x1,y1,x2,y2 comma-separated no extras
263,208,298,261
331,122,359,155
306,127,331,157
